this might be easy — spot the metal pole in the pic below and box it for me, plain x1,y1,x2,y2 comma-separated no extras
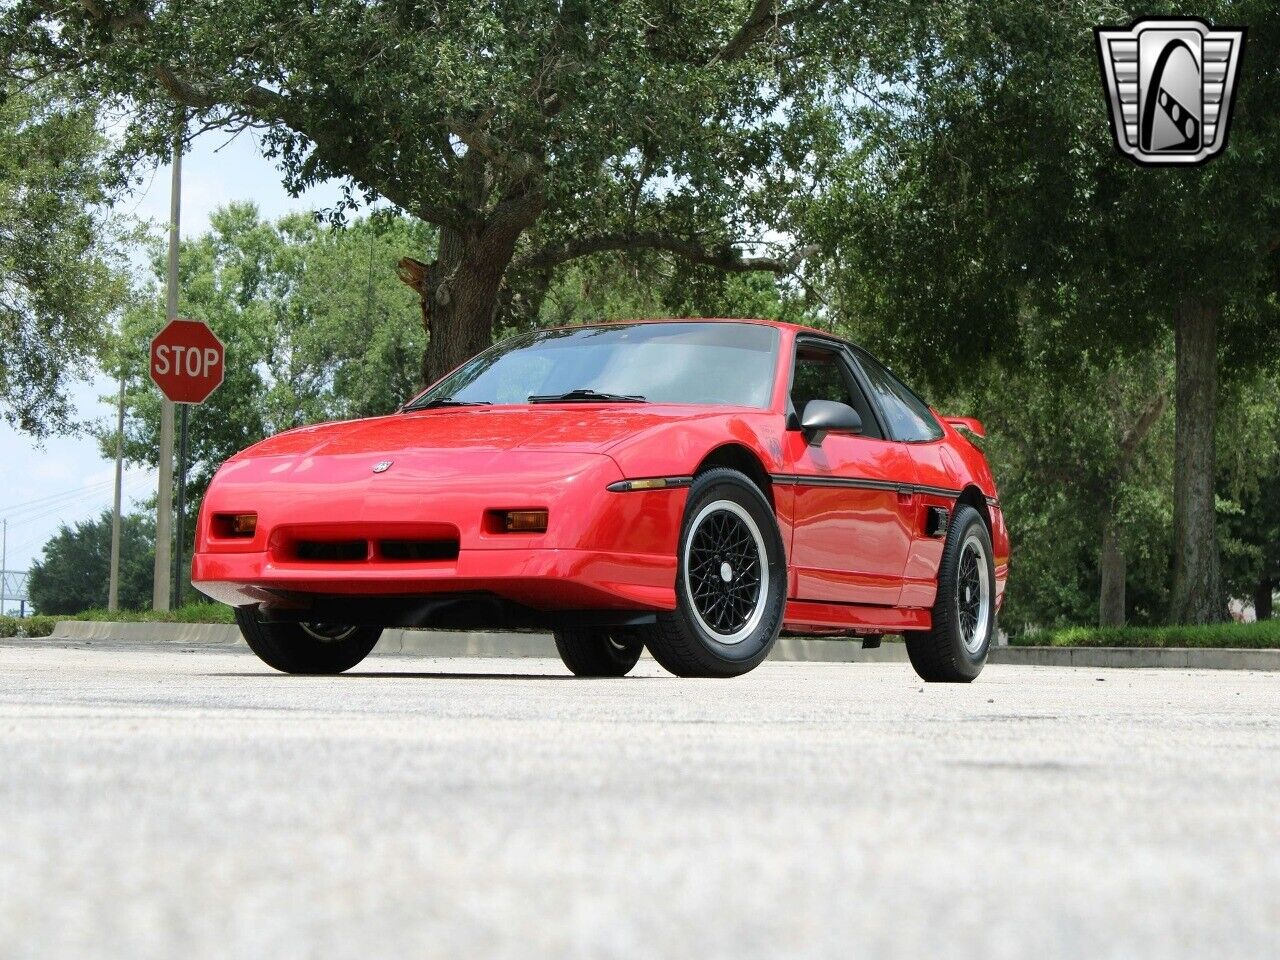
174,404,189,608
1,518,7,617
109,375,125,611
153,125,182,611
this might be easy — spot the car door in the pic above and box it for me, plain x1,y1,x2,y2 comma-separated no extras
781,340,917,607
849,346,955,608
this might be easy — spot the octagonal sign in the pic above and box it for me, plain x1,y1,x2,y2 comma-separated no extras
150,318,224,405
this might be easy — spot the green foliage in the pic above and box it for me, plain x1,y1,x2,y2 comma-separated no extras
103,204,432,504
531,254,810,332
936,319,1175,629
1013,620,1280,649
818,0,1280,388
27,511,155,615
0,615,58,638
0,604,233,636
2,0,897,362
1217,363,1280,602
50,603,235,625
0,80,129,435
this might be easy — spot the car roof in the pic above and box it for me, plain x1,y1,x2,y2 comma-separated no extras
540,317,848,343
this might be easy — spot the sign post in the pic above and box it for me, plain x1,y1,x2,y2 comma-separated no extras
149,317,224,606
154,135,181,612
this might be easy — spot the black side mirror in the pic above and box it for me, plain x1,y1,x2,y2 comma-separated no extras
800,399,863,444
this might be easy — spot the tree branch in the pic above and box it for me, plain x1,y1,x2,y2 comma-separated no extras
449,121,542,183
514,231,817,275
1117,392,1168,479
76,1,469,230
714,0,834,64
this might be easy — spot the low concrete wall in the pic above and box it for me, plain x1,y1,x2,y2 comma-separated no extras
50,620,906,662
990,645,1280,671
46,620,1280,670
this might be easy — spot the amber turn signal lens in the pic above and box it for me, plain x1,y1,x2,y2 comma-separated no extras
230,513,257,536
503,510,548,533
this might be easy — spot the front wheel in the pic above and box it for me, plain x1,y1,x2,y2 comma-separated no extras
637,468,787,678
235,607,382,674
904,504,995,682
553,628,644,677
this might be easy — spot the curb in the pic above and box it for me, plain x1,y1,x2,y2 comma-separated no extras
40,621,1280,670
47,620,909,662
990,645,1280,671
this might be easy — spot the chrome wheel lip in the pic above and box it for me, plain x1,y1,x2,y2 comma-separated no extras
682,499,769,646
956,533,992,654
300,622,359,643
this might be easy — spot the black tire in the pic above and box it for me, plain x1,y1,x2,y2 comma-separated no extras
637,467,787,678
234,606,382,675
904,505,995,682
553,628,644,677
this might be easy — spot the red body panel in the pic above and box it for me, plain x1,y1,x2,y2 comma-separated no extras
193,319,1009,634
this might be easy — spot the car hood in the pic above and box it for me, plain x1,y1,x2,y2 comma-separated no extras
235,405,711,460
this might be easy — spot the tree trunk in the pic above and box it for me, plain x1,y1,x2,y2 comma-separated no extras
1256,577,1274,621
1099,514,1126,627
1170,297,1224,624
401,193,544,388
416,226,505,388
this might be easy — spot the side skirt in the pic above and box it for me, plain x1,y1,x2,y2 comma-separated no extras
783,600,931,634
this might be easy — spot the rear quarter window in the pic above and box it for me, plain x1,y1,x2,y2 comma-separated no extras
852,348,944,442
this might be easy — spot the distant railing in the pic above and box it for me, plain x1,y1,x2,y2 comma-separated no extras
1,570,31,616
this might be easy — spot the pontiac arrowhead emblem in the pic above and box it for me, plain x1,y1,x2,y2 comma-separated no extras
372,460,393,474
1096,17,1245,166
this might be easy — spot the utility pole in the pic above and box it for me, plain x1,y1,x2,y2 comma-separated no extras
109,375,125,611
174,404,189,607
153,125,181,611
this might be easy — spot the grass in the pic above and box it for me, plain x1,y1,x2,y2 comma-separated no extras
55,603,236,624
0,615,60,638
1011,620,1280,649
0,603,234,638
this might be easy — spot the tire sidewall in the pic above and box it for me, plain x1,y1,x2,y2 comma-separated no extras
674,469,786,667
604,631,644,671
942,508,996,678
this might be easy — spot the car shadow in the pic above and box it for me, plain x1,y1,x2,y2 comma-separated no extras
204,671,653,681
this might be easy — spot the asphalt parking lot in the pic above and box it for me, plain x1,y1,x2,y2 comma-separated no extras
1,640,1277,960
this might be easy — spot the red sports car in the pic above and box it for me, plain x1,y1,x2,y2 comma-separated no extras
193,319,1008,681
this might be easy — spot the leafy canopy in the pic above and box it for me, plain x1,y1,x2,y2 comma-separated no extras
0,81,128,435
28,510,155,614
103,203,433,502
2,2,914,300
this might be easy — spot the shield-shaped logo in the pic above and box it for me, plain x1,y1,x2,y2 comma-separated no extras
1096,18,1245,166
371,460,393,474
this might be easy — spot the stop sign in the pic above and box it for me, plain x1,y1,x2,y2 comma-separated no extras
150,318,224,404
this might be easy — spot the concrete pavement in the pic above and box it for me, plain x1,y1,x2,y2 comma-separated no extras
1,640,1277,959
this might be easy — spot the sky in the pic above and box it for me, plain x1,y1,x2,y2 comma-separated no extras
0,130,350,596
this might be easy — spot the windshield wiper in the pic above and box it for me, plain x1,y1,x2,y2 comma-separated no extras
527,388,647,404
405,397,492,410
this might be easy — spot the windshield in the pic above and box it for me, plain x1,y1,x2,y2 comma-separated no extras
406,322,780,409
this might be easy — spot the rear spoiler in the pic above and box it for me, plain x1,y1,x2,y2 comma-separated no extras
943,416,986,438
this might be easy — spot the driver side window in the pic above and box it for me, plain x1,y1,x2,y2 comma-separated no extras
790,345,882,440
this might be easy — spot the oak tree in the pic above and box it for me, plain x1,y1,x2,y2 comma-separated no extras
4,1,896,385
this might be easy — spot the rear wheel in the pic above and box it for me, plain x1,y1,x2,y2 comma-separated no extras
904,505,995,682
234,606,382,674
553,628,644,677
637,468,786,678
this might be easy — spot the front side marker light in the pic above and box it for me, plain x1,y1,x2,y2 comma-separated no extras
215,512,257,537
606,477,693,492
503,510,549,533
